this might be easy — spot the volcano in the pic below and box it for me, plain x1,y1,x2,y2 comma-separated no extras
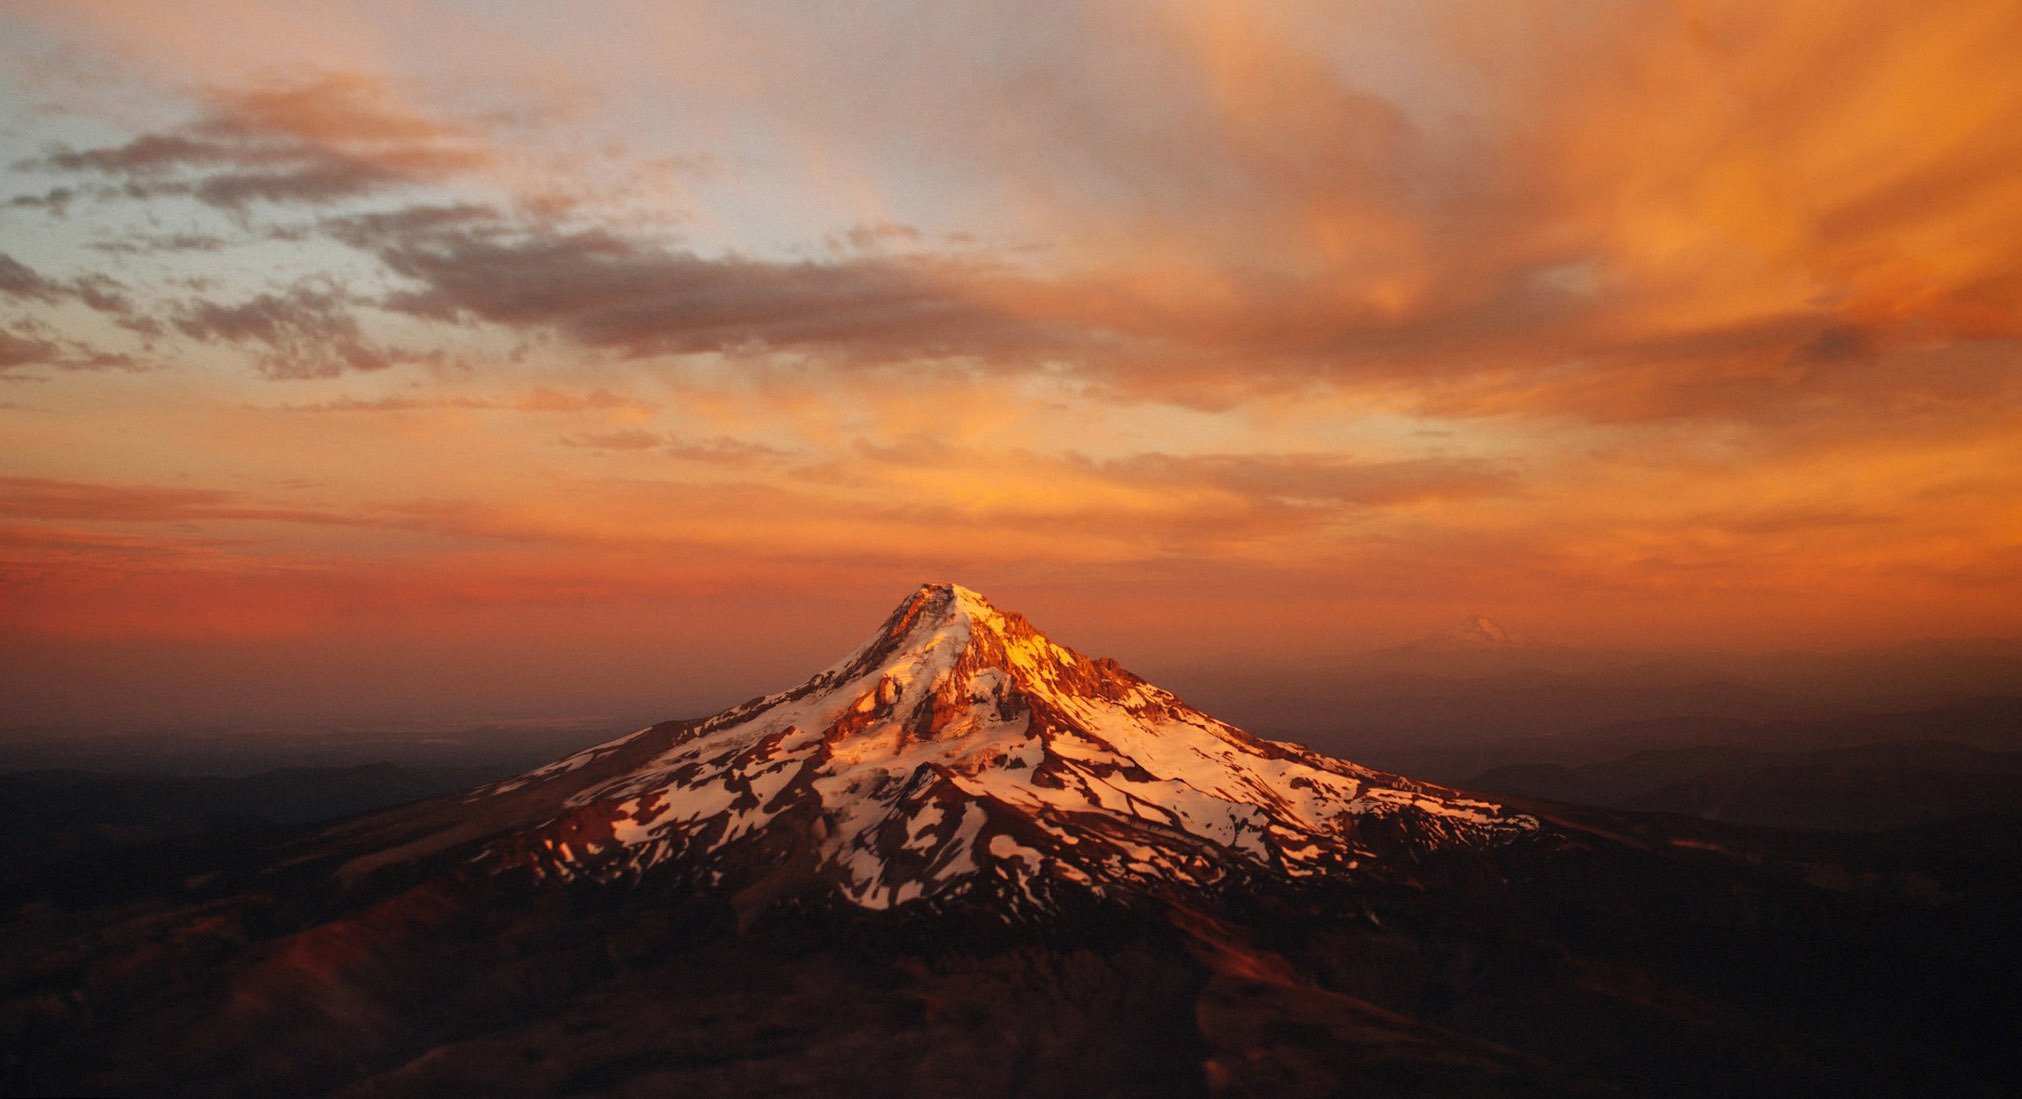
413,583,1535,914
5,585,2015,1098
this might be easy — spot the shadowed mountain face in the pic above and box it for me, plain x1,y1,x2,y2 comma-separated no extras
3,585,2018,1098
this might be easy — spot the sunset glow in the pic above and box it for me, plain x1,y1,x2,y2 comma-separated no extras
3,1,2020,728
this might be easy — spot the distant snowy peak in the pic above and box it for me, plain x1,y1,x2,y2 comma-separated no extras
1450,614,1524,646
1398,613,1532,652
471,582,1539,915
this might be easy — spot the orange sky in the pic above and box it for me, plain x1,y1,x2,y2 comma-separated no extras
2,1,2019,729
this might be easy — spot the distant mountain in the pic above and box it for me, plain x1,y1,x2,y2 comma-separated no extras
1356,613,1542,659
1420,613,1530,649
3,585,2016,1097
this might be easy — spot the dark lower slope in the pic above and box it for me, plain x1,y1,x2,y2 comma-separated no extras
0,763,509,910
4,800,2017,1098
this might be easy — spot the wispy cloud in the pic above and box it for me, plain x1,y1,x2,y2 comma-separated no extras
327,204,1059,364
170,281,409,378
19,72,490,210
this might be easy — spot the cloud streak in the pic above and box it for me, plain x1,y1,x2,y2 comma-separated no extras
170,282,406,378
21,72,490,210
1082,453,1517,508
328,205,1060,363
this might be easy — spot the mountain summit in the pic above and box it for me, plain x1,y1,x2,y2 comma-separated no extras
446,582,1535,914
1391,612,1534,654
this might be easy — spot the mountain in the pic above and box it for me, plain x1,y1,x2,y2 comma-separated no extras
1442,614,1525,647
4,584,2018,1098
409,583,1535,915
1400,613,1533,652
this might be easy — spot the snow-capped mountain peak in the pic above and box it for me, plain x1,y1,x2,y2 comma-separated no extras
1454,614,1518,645
1394,613,1532,652
466,583,1537,914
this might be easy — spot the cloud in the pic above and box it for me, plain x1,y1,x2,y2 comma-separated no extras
0,254,64,304
827,221,925,252
1083,452,1518,508
21,7,2011,424
0,326,144,375
0,328,63,372
19,72,489,210
563,429,662,452
87,231,234,256
563,429,793,465
0,477,330,524
7,187,77,215
0,251,155,335
511,388,658,415
665,436,793,464
8,5,2019,422
258,387,658,415
328,204,1059,363
698,0,2022,422
171,282,404,378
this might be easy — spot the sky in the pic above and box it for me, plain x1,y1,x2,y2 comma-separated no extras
2,0,2020,732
